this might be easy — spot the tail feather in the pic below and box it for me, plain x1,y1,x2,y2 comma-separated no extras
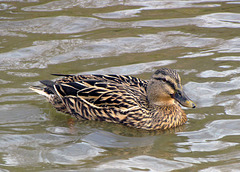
40,80,54,88
29,86,52,99
40,80,57,94
51,74,73,77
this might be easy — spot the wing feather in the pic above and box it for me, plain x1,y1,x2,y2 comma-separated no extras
50,74,150,123
54,76,148,109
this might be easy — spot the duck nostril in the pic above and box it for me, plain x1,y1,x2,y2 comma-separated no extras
178,91,182,97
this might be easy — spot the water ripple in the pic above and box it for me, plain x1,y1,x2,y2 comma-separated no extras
21,0,223,12
184,76,240,107
0,16,121,35
95,155,193,172
79,60,176,75
47,142,105,165
175,119,240,153
198,67,240,78
178,119,240,142
200,163,240,172
0,31,218,70
176,141,238,152
1,0,240,171
82,131,156,148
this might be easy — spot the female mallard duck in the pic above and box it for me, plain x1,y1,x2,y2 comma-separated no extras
30,68,196,130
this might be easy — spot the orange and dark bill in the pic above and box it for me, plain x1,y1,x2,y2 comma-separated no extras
172,90,196,108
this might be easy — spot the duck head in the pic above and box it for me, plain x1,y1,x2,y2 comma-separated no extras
147,68,196,108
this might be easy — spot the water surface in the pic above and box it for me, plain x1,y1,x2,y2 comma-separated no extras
1,0,240,171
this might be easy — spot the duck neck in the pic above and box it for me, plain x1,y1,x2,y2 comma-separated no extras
142,105,187,130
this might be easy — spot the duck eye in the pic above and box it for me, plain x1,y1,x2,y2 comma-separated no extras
177,90,182,96
162,78,167,82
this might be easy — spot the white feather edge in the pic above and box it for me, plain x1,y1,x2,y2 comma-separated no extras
29,86,51,99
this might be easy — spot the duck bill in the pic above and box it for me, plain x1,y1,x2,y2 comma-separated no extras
173,90,196,108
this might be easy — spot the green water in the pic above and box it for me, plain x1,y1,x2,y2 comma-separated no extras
1,0,240,171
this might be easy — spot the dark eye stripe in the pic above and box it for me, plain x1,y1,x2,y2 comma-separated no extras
153,77,176,90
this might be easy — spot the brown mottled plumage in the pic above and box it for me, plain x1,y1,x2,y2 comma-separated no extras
30,68,196,130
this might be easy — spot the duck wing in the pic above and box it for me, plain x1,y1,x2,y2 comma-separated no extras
54,78,148,110
51,80,146,124
53,74,148,94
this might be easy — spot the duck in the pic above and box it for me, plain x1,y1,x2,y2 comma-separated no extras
30,68,196,130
